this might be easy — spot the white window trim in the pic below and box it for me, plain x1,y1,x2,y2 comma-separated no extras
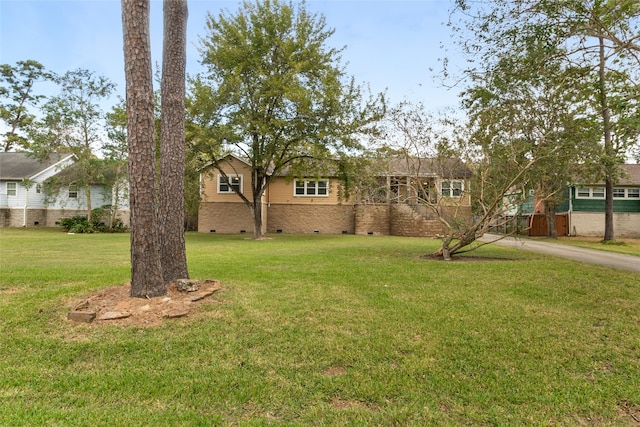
217,174,242,194
6,182,17,197
576,187,605,199
627,188,640,199
293,179,329,197
440,180,464,198
613,187,640,199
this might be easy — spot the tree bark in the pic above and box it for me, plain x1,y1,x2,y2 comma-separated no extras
122,0,166,298
251,199,265,240
159,0,189,283
598,36,615,242
545,202,557,238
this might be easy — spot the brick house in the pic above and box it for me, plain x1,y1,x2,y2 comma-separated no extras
198,155,472,237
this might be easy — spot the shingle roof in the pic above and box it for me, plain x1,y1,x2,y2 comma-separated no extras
576,164,640,186
0,152,73,180
620,164,640,185
381,157,472,179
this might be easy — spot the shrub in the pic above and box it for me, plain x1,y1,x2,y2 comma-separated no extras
59,208,128,233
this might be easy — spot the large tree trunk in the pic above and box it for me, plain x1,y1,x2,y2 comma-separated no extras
159,0,189,283
122,0,166,298
545,202,557,238
598,36,615,242
251,200,265,240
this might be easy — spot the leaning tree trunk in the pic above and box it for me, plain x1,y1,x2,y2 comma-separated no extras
159,0,189,283
122,0,166,298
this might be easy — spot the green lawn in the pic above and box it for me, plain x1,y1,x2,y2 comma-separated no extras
1,228,639,426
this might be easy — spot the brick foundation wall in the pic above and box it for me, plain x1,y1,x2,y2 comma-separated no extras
267,204,355,234
0,208,46,227
0,208,129,228
571,212,640,238
355,204,473,237
355,204,390,235
390,204,444,237
198,202,257,234
1,208,55,227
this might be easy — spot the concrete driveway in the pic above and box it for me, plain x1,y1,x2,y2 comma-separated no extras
481,234,640,273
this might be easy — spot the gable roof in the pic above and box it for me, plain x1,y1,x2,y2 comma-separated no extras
0,152,74,180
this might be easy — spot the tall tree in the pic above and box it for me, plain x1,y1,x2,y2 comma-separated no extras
104,102,130,229
451,0,640,241
159,0,189,283
29,69,115,221
190,0,385,239
122,0,165,298
0,60,55,152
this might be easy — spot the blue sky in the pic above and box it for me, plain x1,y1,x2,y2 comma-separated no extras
1,0,463,111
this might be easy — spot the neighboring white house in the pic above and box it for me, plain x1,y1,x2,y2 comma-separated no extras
0,152,129,227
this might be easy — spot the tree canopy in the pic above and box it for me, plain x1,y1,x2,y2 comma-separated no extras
0,60,55,152
450,0,640,241
189,0,385,239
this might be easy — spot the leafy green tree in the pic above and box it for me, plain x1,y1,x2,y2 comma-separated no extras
374,101,549,260
190,0,385,239
451,0,640,241
104,102,130,229
0,60,55,152
29,69,115,221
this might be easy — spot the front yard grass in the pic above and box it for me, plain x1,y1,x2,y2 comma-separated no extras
1,228,639,425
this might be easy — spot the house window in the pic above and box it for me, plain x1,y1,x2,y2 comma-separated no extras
36,184,42,194
576,188,590,198
441,180,463,197
613,188,626,198
6,182,17,196
612,187,640,199
218,174,242,194
68,184,78,199
294,179,328,196
576,187,605,199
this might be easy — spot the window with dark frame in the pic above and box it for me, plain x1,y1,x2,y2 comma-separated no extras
68,184,78,199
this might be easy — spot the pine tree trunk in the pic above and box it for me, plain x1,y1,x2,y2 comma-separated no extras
122,0,165,298
158,0,189,283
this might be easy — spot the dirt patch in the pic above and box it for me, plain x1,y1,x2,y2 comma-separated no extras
68,280,223,327
323,366,347,376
